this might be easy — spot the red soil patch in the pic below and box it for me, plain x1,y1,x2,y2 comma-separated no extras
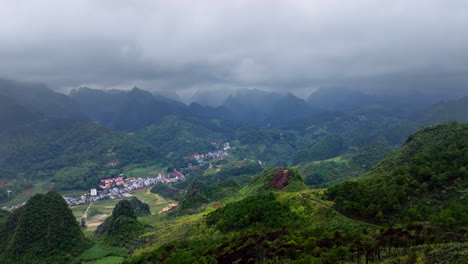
270,169,290,190
0,179,8,186
214,203,222,208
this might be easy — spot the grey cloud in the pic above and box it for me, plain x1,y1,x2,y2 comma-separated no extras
1,0,467,97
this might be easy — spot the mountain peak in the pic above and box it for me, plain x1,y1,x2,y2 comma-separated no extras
0,191,90,263
240,168,307,197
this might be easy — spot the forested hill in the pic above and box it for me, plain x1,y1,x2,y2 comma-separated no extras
417,95,468,125
0,191,90,264
0,119,159,201
0,79,87,123
327,122,468,231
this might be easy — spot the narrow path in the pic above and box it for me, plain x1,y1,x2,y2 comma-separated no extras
81,202,93,219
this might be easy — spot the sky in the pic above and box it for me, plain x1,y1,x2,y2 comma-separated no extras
1,0,468,99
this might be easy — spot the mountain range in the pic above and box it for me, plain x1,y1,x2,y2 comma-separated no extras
0,78,467,263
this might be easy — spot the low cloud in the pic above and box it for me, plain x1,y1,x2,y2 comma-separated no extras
1,0,467,97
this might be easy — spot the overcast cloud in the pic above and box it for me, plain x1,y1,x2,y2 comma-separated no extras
1,0,467,98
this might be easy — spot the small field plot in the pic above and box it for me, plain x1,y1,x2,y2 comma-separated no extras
125,164,166,178
72,244,125,264
1,179,53,206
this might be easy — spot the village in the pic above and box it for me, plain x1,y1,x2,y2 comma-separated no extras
63,169,186,206
2,142,232,211
2,170,186,211
184,142,231,166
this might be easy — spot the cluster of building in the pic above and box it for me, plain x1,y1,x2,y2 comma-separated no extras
64,170,186,207
184,149,230,163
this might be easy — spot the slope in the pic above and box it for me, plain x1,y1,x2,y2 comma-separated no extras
0,119,158,202
0,79,86,122
417,95,468,125
297,141,394,188
0,191,91,264
326,122,468,231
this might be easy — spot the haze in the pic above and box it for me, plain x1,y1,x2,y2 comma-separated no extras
1,0,468,98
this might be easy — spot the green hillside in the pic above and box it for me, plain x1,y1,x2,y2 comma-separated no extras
171,179,210,216
124,123,468,263
95,199,145,246
293,133,349,164
234,167,307,199
137,116,227,164
0,191,91,264
125,169,379,264
327,122,468,231
298,141,394,188
418,95,468,125
0,119,158,202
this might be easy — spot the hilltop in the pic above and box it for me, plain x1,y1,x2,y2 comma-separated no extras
327,122,468,231
95,199,145,246
234,167,307,199
418,95,468,125
0,191,90,264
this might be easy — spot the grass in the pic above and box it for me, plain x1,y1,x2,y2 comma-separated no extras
132,205,214,256
61,189,89,197
134,188,180,226
84,256,125,264
72,244,126,264
1,179,52,206
72,199,122,235
71,205,89,218
125,164,166,178
88,209,105,218
130,188,375,259
203,168,217,176
71,188,177,235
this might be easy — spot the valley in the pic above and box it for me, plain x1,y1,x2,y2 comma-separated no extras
2,3,468,263
0,81,466,264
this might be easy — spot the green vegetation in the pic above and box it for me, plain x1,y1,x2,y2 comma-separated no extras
150,183,184,201
418,95,468,125
171,180,210,215
0,119,159,202
235,129,297,164
95,199,145,247
0,208,10,221
72,244,126,264
177,161,264,190
1,84,467,263
327,122,468,231
349,141,394,169
0,191,91,264
235,167,307,199
123,122,467,263
129,197,150,217
298,141,394,188
206,192,295,232
137,116,226,166
293,134,349,164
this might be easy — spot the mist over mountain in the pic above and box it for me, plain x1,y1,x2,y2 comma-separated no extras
70,86,187,130
188,88,236,107
1,1,468,263
0,79,87,124
306,87,454,113
417,95,468,125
